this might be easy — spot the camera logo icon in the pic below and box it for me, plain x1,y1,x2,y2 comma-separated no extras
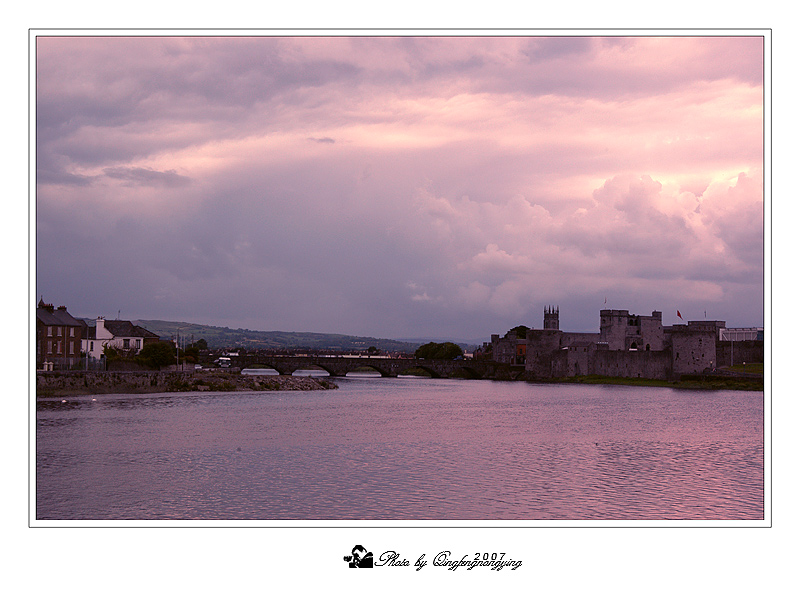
343,545,373,568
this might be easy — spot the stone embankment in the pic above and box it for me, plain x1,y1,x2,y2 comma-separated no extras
37,370,338,397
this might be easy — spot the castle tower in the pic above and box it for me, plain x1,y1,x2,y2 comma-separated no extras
543,305,559,330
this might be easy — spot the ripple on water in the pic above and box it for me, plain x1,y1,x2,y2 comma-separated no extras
36,380,764,520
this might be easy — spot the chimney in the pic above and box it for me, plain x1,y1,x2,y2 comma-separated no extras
96,317,107,338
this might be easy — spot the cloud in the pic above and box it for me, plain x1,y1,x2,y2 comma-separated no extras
102,166,192,187
35,35,764,337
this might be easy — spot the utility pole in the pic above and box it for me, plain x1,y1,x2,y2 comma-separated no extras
176,327,186,371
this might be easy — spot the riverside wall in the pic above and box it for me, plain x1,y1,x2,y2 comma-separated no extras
36,370,338,397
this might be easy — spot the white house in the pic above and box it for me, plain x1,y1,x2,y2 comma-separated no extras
82,317,160,359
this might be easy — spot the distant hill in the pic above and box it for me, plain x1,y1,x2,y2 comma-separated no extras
132,319,423,353
398,337,487,349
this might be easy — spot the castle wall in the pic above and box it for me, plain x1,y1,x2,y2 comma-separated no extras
640,314,665,351
600,310,630,350
491,334,515,363
560,345,592,377
670,330,717,374
525,329,563,377
600,309,664,351
590,349,672,379
561,332,600,346
547,346,672,379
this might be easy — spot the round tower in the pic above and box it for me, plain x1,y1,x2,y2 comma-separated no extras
543,305,559,330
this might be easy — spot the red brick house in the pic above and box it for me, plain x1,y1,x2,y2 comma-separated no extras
36,299,85,370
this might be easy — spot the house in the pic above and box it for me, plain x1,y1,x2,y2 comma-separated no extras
36,299,85,370
82,317,161,360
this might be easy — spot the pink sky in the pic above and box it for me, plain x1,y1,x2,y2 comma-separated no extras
36,35,764,338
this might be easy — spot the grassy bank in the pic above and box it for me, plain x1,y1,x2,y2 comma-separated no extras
541,374,763,391
723,363,764,375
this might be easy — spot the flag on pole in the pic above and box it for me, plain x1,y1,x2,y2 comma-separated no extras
677,310,683,320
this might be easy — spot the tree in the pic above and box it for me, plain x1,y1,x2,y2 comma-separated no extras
137,341,176,369
103,344,136,361
415,342,463,360
184,345,200,363
506,325,530,338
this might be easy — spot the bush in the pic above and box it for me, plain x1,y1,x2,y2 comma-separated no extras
137,341,176,369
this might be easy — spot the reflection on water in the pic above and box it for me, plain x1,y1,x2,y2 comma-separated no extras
242,368,333,377
36,378,763,520
242,368,383,378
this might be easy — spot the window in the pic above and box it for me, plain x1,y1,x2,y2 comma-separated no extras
47,326,52,336
123,339,130,349
90,341,94,351
135,339,141,349
70,328,75,337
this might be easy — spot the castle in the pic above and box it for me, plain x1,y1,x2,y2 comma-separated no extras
491,307,762,380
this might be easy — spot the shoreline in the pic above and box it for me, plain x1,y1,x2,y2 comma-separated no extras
36,370,338,397
37,368,762,397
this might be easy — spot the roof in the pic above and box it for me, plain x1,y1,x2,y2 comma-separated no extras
100,320,160,339
36,301,83,327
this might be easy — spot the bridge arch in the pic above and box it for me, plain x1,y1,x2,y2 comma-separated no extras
449,365,483,380
240,364,287,375
235,356,494,379
343,364,393,377
292,365,334,377
400,364,441,378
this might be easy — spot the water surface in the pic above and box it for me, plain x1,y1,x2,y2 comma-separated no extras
36,377,764,520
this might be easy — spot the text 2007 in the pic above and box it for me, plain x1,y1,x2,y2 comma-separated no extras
474,553,506,561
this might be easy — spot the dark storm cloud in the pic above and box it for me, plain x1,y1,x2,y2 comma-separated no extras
103,166,192,187
36,37,361,166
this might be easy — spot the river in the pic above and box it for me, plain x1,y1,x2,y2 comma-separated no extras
36,374,764,521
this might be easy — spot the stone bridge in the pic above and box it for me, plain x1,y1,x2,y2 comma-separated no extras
231,355,514,379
